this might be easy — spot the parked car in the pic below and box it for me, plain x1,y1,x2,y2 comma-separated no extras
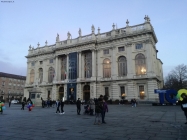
11,100,19,104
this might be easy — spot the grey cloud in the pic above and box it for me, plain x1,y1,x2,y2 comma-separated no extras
0,60,26,76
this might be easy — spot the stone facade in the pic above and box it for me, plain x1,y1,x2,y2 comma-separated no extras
24,16,163,106
0,72,26,102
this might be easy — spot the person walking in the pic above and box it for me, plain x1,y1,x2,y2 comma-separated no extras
102,99,108,124
56,99,61,114
178,93,187,124
60,97,65,115
76,98,81,115
9,99,11,107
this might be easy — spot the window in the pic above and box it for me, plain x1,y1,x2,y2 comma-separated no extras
103,49,109,54
84,52,92,78
30,69,35,84
118,46,125,52
37,94,40,98
40,61,43,65
49,59,53,63
139,85,145,99
2,81,5,86
135,53,146,75
39,68,43,83
136,44,143,49
31,93,35,99
120,86,125,97
61,56,67,80
103,58,111,78
31,62,35,66
118,56,127,76
48,67,55,83
105,87,109,97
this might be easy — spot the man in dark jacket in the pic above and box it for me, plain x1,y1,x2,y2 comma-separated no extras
76,98,81,115
179,93,187,124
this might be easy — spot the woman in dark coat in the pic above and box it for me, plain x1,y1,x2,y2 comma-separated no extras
178,93,187,124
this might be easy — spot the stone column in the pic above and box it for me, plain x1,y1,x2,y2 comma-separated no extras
66,54,69,81
111,46,116,79
92,49,95,77
78,52,82,78
55,56,58,81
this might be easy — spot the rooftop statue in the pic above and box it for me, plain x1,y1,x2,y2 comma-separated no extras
78,28,82,37
67,31,71,39
91,25,95,34
56,33,60,42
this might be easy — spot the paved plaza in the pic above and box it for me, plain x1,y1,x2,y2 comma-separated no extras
0,103,187,140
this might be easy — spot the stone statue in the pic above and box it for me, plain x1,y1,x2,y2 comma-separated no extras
67,31,71,39
56,33,59,42
45,40,48,46
29,45,32,50
91,25,95,34
78,28,81,37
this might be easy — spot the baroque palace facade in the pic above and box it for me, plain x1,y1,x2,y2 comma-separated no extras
24,16,163,105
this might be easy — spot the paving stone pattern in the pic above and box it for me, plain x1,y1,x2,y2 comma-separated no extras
0,104,187,140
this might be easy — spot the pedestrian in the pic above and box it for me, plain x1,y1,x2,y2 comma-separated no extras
21,97,26,110
178,93,187,124
94,99,102,125
89,98,95,115
60,97,65,115
131,99,135,107
133,98,137,107
56,99,61,114
102,99,108,124
9,99,11,107
76,98,81,115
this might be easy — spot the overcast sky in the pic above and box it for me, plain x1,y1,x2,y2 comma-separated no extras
0,0,187,78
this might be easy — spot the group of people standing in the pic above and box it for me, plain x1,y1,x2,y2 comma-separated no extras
76,95,108,125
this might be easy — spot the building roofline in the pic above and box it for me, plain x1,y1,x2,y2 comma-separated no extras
0,72,26,80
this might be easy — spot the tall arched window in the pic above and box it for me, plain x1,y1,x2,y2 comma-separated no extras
30,69,35,84
84,52,92,78
39,68,43,83
103,58,111,78
118,56,127,76
135,53,146,75
61,56,67,80
48,67,55,83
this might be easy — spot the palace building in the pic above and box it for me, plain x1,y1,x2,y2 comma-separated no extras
24,16,163,105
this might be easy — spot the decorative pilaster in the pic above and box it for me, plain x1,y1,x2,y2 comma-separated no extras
78,52,82,79
55,56,58,81
66,54,69,81
91,49,95,78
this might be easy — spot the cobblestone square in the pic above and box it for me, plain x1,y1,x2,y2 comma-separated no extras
0,104,187,140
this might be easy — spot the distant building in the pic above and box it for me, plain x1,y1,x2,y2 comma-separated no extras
24,16,163,106
0,72,26,102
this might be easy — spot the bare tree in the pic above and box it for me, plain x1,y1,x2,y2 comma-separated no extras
165,64,187,90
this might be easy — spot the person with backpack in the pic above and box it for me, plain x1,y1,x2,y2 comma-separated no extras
56,99,61,114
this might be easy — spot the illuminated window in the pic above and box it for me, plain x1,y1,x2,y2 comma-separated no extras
135,53,146,75
139,85,145,99
103,58,111,78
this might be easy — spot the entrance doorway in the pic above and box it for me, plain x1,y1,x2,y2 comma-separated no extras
83,85,90,103
59,86,64,100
